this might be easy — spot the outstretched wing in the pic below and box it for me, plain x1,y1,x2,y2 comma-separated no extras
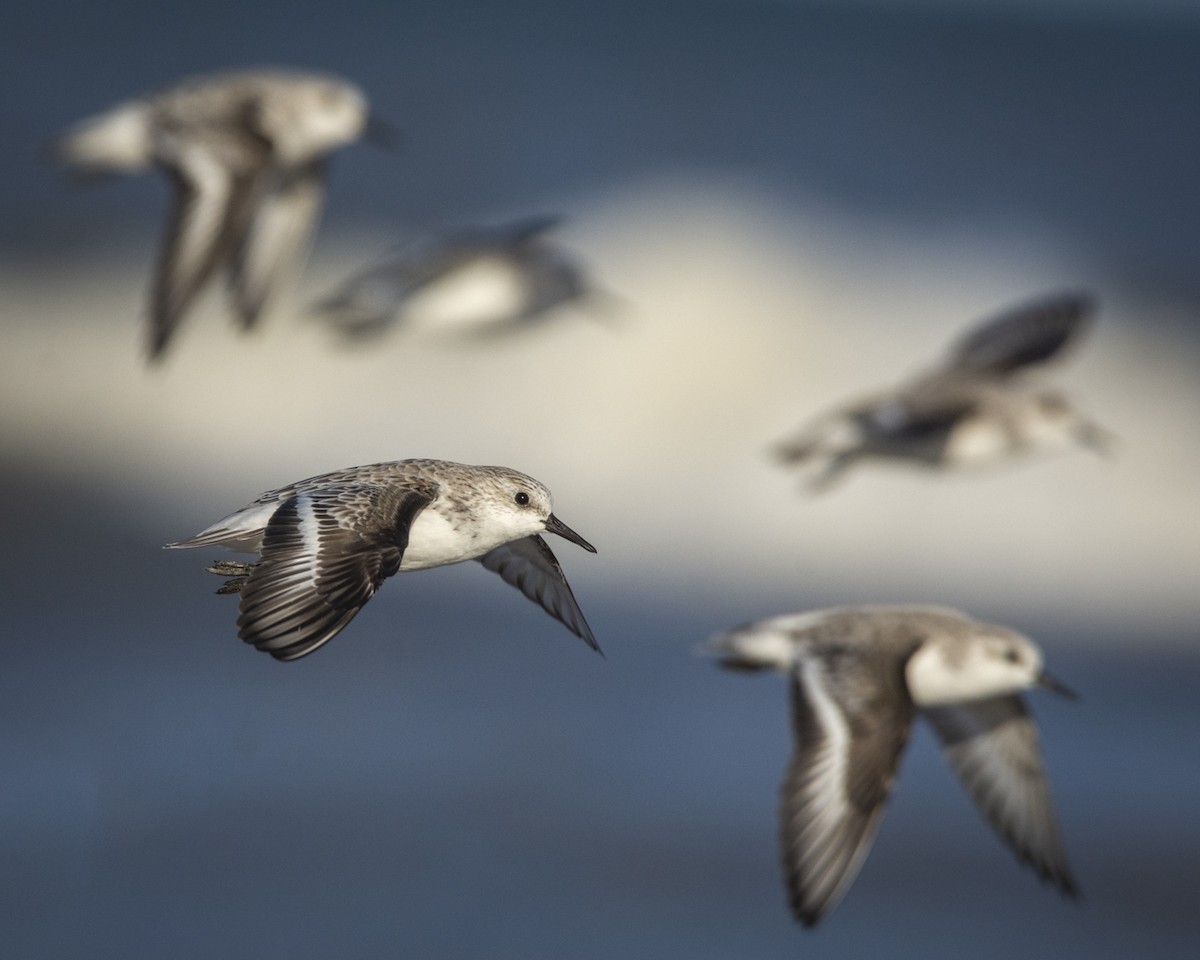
231,158,327,329
477,535,600,653
149,136,265,361
237,484,432,661
780,658,915,926
944,292,1095,377
923,695,1077,896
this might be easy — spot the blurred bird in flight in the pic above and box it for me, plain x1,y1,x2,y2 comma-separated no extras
314,214,618,343
774,291,1114,492
56,67,396,361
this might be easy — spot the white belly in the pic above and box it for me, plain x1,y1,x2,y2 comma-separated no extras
399,507,489,570
404,256,528,333
943,419,1012,467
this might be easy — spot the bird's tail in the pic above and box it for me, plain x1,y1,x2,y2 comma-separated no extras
54,102,153,175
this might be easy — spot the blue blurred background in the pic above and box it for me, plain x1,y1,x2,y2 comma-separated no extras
2,1,1198,957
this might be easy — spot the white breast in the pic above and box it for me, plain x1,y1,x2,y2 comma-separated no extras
405,256,528,333
943,418,1011,466
399,507,486,570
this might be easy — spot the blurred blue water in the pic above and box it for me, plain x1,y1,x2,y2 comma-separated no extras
1,467,1197,959
3,1,1199,957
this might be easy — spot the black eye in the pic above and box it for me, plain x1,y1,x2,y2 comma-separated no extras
1004,648,1021,664
514,491,530,506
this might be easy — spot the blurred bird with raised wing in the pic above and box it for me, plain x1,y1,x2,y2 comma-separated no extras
774,292,1113,492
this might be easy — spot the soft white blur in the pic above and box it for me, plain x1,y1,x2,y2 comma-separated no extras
3,174,1197,637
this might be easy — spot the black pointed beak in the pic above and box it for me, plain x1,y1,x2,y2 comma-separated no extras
1039,672,1078,700
543,514,596,553
364,113,403,151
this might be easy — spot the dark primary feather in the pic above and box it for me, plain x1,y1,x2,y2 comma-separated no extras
477,535,600,654
924,696,1078,896
236,485,432,661
944,291,1096,377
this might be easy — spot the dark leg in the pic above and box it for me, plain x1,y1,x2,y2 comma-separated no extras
206,559,255,595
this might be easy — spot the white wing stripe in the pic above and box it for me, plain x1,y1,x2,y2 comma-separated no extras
798,659,850,812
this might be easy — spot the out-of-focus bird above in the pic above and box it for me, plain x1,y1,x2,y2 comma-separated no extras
55,67,395,362
773,292,1114,492
165,459,599,661
314,214,616,343
703,605,1078,928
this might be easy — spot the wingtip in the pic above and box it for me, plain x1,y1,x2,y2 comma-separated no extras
1041,858,1081,900
578,622,604,657
1042,867,1081,902
146,333,171,365
266,646,310,663
793,900,825,929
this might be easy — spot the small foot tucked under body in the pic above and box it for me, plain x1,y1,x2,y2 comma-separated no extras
206,559,255,595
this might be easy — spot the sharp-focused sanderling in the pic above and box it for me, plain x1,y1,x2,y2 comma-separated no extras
166,459,598,661
774,292,1114,492
314,215,612,342
56,67,393,361
703,605,1077,927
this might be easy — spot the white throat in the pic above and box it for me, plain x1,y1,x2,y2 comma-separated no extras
905,642,1029,707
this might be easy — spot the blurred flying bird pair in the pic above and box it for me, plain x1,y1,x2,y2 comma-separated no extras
56,68,600,361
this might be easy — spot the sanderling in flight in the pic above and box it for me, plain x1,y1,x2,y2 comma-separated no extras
166,459,598,661
703,605,1077,927
314,214,614,342
774,291,1114,492
56,67,395,361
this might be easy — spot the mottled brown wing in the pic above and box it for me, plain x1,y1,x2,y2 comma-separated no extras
923,695,1077,896
780,658,915,927
236,484,432,661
